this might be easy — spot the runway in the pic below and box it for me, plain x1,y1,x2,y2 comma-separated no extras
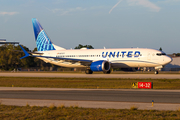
0,89,180,103
1,72,180,79
0,87,180,110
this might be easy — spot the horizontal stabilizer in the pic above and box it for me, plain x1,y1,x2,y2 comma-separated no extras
13,50,43,55
19,45,30,59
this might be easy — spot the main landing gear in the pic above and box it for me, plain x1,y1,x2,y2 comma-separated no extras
85,69,111,74
155,70,159,74
85,69,93,74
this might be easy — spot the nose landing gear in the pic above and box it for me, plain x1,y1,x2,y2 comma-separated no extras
155,70,159,74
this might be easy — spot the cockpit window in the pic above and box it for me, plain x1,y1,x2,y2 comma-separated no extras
156,53,166,56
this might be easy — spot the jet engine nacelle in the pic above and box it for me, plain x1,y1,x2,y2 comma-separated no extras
90,60,111,72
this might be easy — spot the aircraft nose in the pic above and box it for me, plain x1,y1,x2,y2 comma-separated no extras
166,56,172,64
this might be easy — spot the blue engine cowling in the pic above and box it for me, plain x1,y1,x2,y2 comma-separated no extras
90,60,111,72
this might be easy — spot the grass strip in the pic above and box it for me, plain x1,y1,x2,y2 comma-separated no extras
0,104,179,120
0,77,180,89
2,71,180,74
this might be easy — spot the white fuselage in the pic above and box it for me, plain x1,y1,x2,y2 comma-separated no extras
35,48,172,68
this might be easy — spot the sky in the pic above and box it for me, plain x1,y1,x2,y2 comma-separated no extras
0,0,180,54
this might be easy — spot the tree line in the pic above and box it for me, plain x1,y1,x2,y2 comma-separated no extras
0,44,44,71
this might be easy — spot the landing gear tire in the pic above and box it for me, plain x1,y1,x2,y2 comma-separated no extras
155,70,159,74
85,69,93,74
103,70,111,74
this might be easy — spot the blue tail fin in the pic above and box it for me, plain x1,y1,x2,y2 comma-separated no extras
32,18,56,51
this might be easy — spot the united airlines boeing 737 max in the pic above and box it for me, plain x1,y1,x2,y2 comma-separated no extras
19,18,172,74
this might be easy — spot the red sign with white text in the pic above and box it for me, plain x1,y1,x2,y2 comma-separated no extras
138,82,153,89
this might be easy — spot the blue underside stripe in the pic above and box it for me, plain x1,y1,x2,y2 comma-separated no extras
31,55,161,65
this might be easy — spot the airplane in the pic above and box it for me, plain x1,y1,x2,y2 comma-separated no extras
19,18,172,74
